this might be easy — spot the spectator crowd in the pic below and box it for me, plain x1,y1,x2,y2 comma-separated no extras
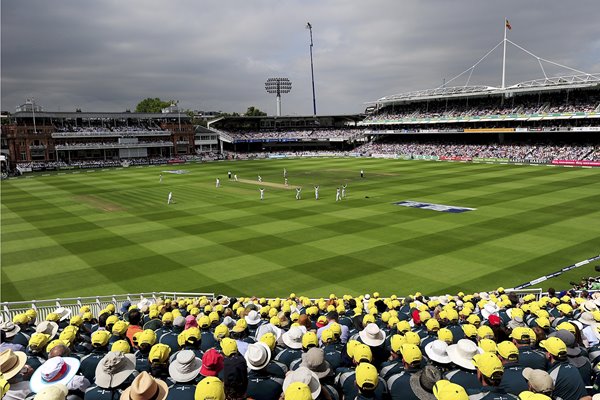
2,287,600,400
356,142,599,161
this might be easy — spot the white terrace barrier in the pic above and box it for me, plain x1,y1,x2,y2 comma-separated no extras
0,292,214,323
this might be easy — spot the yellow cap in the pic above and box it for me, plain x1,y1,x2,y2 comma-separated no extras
478,339,497,354
539,337,567,357
259,332,277,351
302,332,318,349
462,324,477,339
149,343,171,364
404,331,421,346
195,376,225,400
111,339,131,353
213,324,229,341
91,330,111,348
139,329,157,346
283,382,312,400
426,319,440,332
497,341,519,360
437,328,453,344
112,320,129,336
400,344,422,365
355,363,378,389
221,338,238,357
433,379,468,400
472,352,503,378
396,320,411,334
390,334,405,354
477,325,494,340
353,344,373,364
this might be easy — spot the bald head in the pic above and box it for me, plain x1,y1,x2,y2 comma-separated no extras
49,344,71,358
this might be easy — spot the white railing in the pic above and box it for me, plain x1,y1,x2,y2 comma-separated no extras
1,292,214,323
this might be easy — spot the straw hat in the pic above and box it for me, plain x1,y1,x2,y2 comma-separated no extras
120,371,168,400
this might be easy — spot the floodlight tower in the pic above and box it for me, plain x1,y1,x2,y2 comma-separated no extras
265,78,292,116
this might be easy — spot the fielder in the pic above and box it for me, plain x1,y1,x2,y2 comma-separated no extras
314,185,319,200
258,175,262,183
159,174,163,183
283,168,287,178
234,174,238,181
336,187,341,202
167,192,173,204
296,187,302,200
259,188,265,200
216,178,220,188
228,170,232,179
360,169,364,178
342,184,347,198
284,178,288,187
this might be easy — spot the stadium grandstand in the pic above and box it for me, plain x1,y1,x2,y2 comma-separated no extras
0,100,221,174
3,287,600,399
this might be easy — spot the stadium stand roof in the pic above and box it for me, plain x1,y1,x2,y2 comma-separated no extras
368,74,600,106
366,74,600,105
11,111,187,119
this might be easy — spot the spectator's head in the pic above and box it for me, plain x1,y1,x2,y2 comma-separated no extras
522,368,554,397
91,330,111,350
28,333,51,354
299,348,331,379
29,356,80,393
95,351,136,389
48,343,71,359
301,332,318,352
472,352,504,387
433,379,468,400
355,362,378,395
283,367,321,400
223,356,248,400
352,344,373,365
138,329,157,352
425,340,451,367
168,350,201,383
111,340,131,354
359,323,386,348
221,338,238,358
121,371,168,400
201,349,225,377
282,327,304,350
409,365,442,399
401,344,423,370
282,382,312,400
0,349,27,382
128,309,142,327
510,327,534,347
539,337,567,362
497,341,519,364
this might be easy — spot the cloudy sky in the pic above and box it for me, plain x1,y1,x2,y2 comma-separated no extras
1,1,599,116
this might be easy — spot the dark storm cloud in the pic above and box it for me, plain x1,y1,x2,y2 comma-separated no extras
2,0,599,115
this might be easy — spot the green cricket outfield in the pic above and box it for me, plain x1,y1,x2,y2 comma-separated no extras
1,158,599,301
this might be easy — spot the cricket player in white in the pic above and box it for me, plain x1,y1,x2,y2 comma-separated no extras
159,174,163,183
216,178,220,188
296,187,301,200
259,188,265,200
284,178,288,187
360,169,364,178
234,174,238,181
167,192,173,204
342,184,347,198
258,175,262,182
314,185,319,200
228,171,232,179
336,187,341,202
283,168,287,178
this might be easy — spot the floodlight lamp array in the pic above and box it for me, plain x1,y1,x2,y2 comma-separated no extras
265,78,292,94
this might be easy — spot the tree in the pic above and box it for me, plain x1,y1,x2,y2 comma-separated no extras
245,106,267,116
135,98,173,113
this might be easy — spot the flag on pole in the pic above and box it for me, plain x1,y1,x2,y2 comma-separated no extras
505,19,512,30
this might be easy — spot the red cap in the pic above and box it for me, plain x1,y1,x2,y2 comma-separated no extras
488,315,501,326
200,348,224,376
411,309,421,325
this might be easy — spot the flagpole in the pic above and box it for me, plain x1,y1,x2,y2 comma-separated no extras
502,18,507,90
